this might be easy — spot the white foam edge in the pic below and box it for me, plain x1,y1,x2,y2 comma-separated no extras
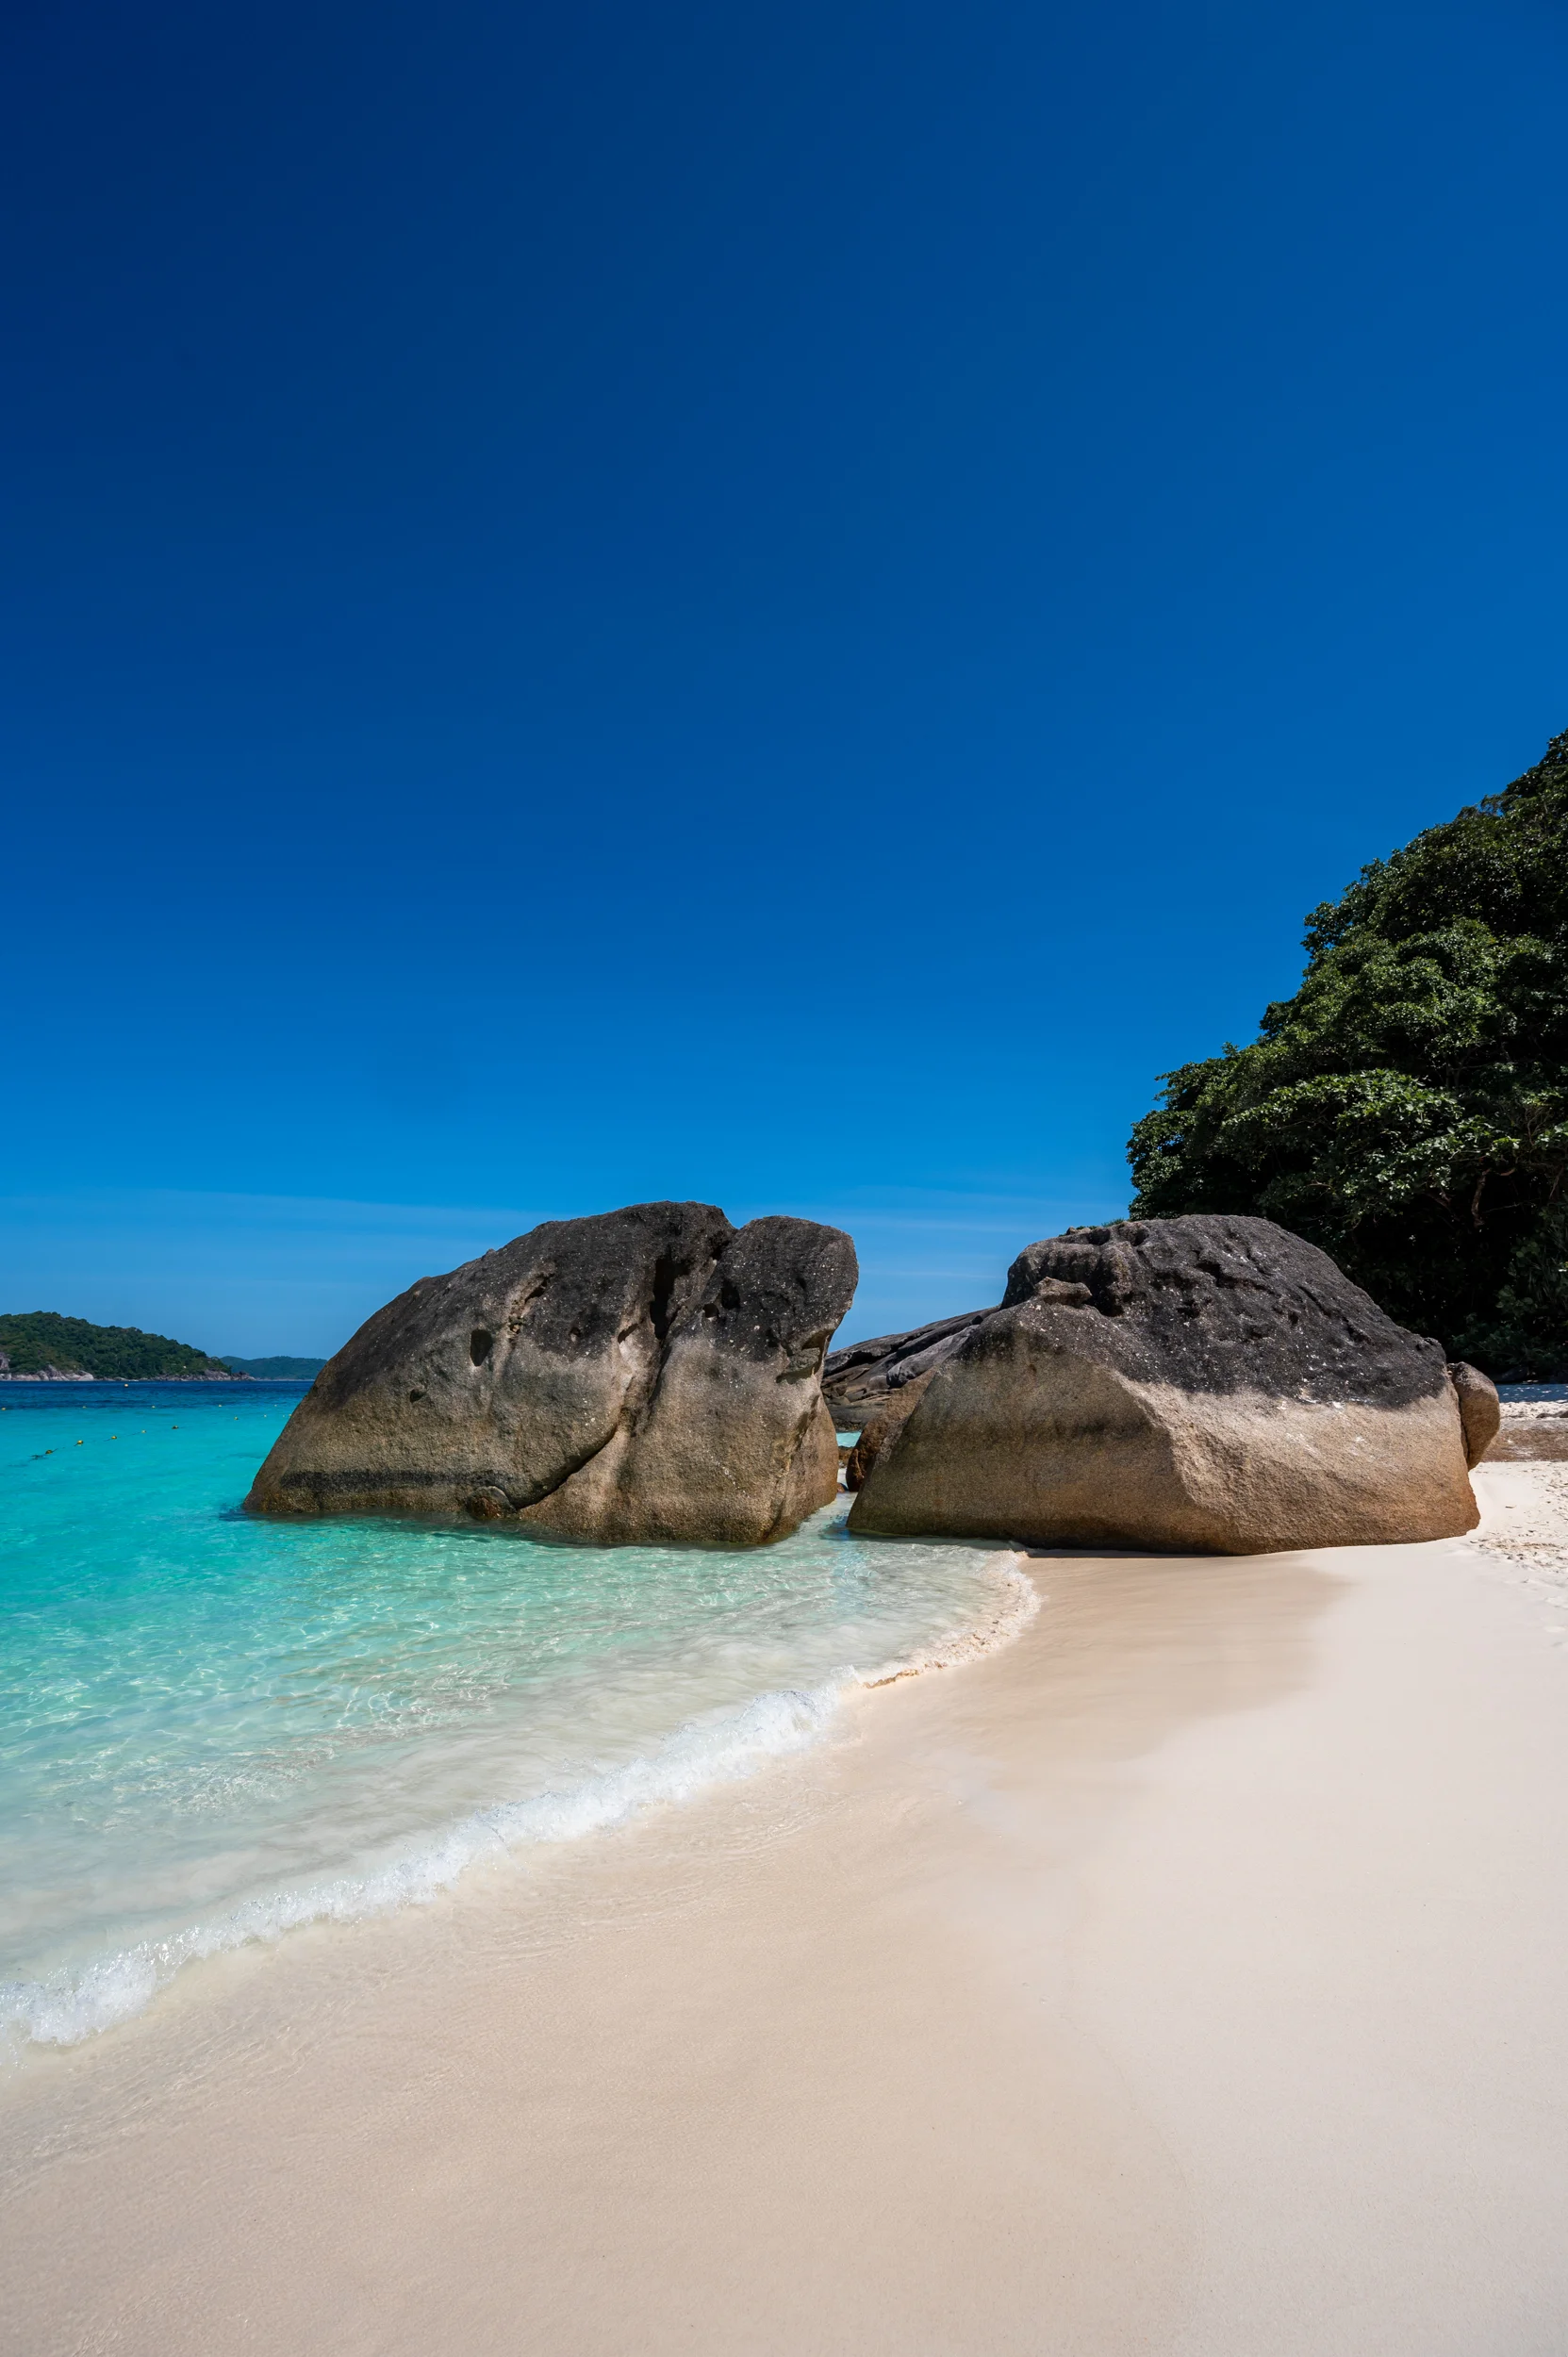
1,1550,1037,2054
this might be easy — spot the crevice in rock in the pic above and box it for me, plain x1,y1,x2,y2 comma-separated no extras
506,1420,624,1512
506,1273,552,1331
650,1253,677,1346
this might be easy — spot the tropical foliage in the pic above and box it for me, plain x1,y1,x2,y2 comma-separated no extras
1129,729,1568,1376
0,1311,224,1379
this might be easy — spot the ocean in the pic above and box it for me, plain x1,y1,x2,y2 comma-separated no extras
0,1382,1026,2057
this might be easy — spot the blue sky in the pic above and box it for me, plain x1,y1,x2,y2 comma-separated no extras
4,0,1566,1353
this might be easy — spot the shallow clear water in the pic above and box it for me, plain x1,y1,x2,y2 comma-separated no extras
0,1384,1014,2052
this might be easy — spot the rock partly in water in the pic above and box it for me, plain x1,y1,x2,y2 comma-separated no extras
822,1310,991,1428
849,1214,1478,1554
246,1201,857,1546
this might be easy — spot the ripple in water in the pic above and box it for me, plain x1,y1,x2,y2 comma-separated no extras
0,1385,1031,2051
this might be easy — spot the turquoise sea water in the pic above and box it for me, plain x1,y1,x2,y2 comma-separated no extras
0,1384,1021,2054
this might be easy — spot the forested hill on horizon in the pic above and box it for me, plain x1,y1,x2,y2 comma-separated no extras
0,1312,322,1380
1130,727,1568,1379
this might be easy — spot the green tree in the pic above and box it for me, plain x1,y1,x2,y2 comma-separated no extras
0,1311,223,1379
1128,729,1568,1376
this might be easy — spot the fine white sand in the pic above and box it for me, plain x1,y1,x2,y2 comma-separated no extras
5,1462,1568,2354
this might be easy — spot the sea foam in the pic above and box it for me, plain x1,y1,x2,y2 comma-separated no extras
1,1548,1036,2054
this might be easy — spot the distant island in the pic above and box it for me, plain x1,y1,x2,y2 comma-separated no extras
0,1312,319,1383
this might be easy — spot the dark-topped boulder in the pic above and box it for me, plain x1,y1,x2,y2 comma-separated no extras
247,1202,857,1546
822,1310,991,1427
849,1214,1478,1554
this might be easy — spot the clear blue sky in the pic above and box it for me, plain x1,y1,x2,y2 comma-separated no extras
4,0,1565,1354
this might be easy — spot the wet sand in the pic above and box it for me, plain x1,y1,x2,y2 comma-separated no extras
5,1463,1568,2354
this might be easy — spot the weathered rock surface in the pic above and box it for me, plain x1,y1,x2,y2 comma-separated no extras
247,1201,857,1545
849,1214,1478,1554
822,1310,991,1427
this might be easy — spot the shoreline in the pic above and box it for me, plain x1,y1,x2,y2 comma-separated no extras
6,1467,1568,2350
0,1371,256,1383
1,1536,1034,2054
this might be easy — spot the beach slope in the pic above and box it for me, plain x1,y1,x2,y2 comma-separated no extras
5,1464,1568,2353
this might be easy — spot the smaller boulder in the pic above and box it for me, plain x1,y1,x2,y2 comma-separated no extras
823,1310,990,1426
843,1372,936,1490
1447,1361,1500,1468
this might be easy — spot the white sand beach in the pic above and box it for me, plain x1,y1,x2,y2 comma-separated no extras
5,1461,1568,2355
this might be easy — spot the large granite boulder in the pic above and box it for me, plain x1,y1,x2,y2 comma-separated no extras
247,1202,857,1546
848,1214,1479,1554
823,1310,991,1427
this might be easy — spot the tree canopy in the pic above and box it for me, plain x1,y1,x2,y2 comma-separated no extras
1128,729,1568,1376
0,1311,225,1379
